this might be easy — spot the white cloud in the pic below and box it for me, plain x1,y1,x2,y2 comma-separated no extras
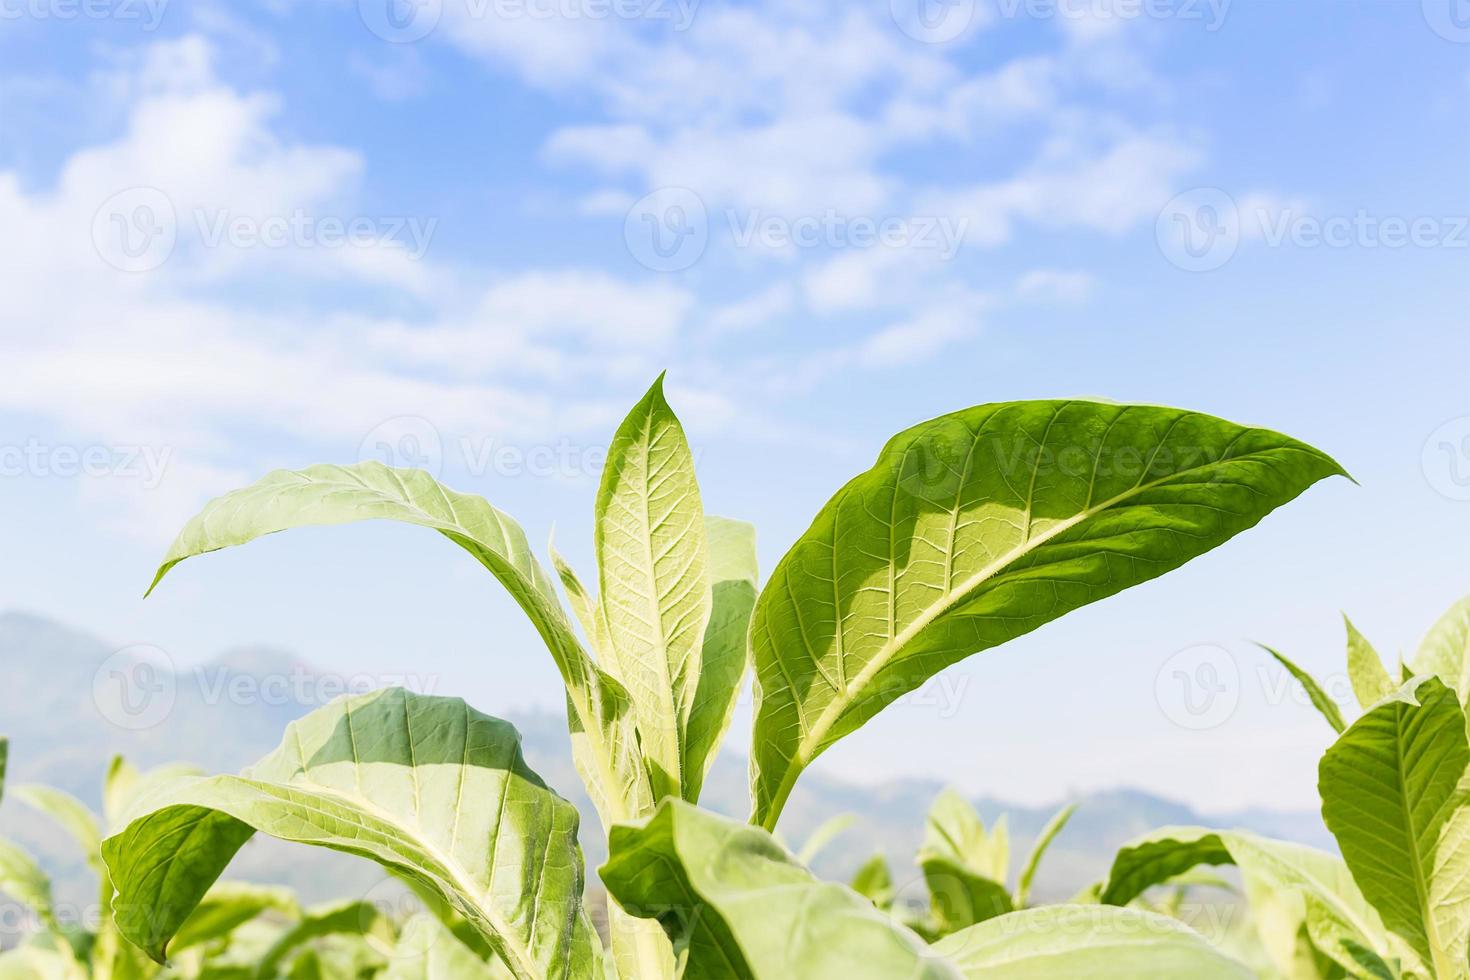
1015,269,1097,302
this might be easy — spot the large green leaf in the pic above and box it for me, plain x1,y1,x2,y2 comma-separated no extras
1411,595,1470,707
1015,803,1076,908
684,515,758,805
594,375,712,802
146,461,650,827
1099,827,1401,976
1319,676,1470,974
930,905,1253,978
1344,617,1395,710
918,790,1013,934
748,400,1345,827
601,799,959,979
101,689,602,980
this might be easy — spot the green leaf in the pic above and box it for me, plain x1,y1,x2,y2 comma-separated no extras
256,899,390,979
1410,595,1470,707
382,914,518,980
1100,827,1400,976
1261,644,1346,734
0,738,8,802
171,882,298,954
1344,617,1395,709
145,461,650,827
796,813,857,866
0,839,55,930
601,799,959,979
850,854,896,911
594,375,712,802
749,400,1346,828
930,905,1253,979
1016,803,1077,908
11,787,103,875
684,515,758,805
102,689,603,980
1319,675,1470,974
919,790,1014,933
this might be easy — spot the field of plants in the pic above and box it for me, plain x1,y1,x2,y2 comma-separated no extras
2,378,1463,979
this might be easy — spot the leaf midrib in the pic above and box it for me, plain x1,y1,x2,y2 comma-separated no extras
767,442,1304,824
226,774,544,979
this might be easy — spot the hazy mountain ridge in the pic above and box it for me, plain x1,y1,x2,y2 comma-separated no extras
0,610,1331,912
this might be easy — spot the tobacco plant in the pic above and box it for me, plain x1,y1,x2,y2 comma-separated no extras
1097,595,1470,979
98,379,1345,978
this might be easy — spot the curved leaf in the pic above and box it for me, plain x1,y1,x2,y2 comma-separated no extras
1016,803,1077,908
145,461,649,827
1100,827,1398,976
1411,595,1470,706
102,689,602,980
1344,617,1394,710
685,515,758,805
931,905,1252,979
595,375,711,802
601,799,960,979
1319,676,1470,974
1260,645,1346,734
11,787,102,875
749,400,1345,827
796,812,857,866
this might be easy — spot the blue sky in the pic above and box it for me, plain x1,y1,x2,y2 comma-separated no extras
1,0,1468,812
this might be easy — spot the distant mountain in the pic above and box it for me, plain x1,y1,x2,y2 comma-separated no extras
0,610,1332,914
